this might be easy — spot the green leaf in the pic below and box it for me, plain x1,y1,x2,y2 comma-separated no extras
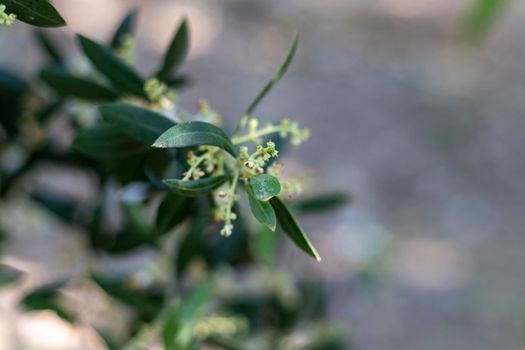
98,103,176,144
35,30,64,65
462,0,508,42
163,281,212,350
31,191,77,223
153,121,236,156
248,174,281,201
244,34,298,116
21,281,74,322
157,18,189,81
156,193,193,234
253,225,279,265
176,217,207,277
92,274,163,320
246,185,276,231
292,193,350,214
40,68,119,101
0,264,23,287
166,75,191,89
4,0,66,27
110,8,139,49
73,124,148,160
164,175,228,197
270,197,321,261
77,35,145,97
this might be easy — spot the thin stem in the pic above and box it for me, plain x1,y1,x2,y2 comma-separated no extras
182,153,208,181
231,125,281,145
225,169,239,224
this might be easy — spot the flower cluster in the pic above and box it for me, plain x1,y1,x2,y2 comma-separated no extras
213,182,238,237
115,34,136,64
144,78,178,109
0,4,16,27
239,140,279,175
183,147,220,181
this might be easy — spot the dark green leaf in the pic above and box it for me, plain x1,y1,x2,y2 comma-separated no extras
21,281,74,322
77,35,145,97
166,75,191,89
270,197,321,261
246,185,276,231
31,191,77,223
176,217,207,277
156,192,193,234
248,174,281,201
73,124,148,160
40,68,119,101
110,8,139,49
92,274,163,320
244,34,298,116
0,68,27,136
164,175,228,197
163,280,212,350
157,18,189,81
98,103,175,144
35,30,63,65
252,225,279,265
35,100,62,123
153,121,236,156
4,0,66,27
292,193,350,214
0,264,23,287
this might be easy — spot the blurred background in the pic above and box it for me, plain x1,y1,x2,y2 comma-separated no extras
2,0,525,349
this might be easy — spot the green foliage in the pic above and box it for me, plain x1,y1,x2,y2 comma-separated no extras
99,103,175,143
153,121,237,156
248,174,281,201
246,185,277,231
3,0,65,27
110,8,139,49
78,35,146,97
164,176,230,196
0,8,349,349
40,67,120,101
157,18,189,81
462,0,508,42
270,197,322,261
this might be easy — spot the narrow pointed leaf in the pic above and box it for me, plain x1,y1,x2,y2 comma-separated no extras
77,35,145,97
98,103,176,144
40,68,119,101
153,121,237,156
110,8,139,49
248,174,281,201
22,281,74,322
73,124,148,160
163,280,212,350
157,18,189,81
244,34,298,116
164,175,228,196
246,185,276,231
4,0,66,27
156,192,193,234
270,196,321,261
35,30,63,65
